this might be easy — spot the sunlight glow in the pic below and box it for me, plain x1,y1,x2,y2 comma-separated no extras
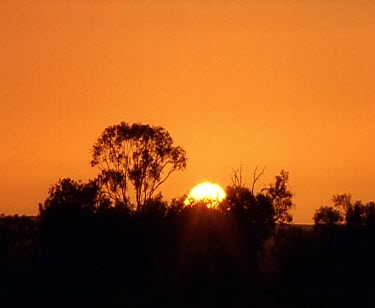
184,182,226,208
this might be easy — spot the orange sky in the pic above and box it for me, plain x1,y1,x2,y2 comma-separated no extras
1,0,375,223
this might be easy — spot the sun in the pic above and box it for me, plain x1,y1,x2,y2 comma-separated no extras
184,182,226,208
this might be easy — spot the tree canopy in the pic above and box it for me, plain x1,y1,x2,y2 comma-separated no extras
222,169,294,224
91,122,187,211
39,178,105,218
313,206,343,226
263,170,294,224
314,193,375,228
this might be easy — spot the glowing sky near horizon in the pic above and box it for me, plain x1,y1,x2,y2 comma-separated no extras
1,0,375,223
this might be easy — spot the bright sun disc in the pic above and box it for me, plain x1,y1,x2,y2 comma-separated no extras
184,182,226,208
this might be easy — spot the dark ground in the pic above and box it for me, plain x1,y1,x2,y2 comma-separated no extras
0,214,374,307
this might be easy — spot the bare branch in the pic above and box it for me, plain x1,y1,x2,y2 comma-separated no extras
251,165,265,195
231,164,244,188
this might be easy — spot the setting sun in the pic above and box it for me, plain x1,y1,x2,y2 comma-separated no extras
184,182,226,208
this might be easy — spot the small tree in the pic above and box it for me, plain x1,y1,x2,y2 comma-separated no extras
39,178,105,219
91,122,187,211
364,202,375,227
38,178,108,257
332,193,352,214
263,170,294,224
313,206,343,226
332,194,367,228
314,194,375,228
223,168,293,224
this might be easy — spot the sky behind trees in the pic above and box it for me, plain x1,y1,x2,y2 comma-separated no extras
1,0,375,222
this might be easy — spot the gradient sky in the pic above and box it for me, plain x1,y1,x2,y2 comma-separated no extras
1,0,374,222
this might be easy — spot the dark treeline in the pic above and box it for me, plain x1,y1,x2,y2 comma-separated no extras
1,190,375,307
1,122,375,307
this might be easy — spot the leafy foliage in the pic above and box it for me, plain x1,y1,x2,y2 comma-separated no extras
314,193,375,228
263,170,294,223
313,206,343,226
91,122,187,211
39,178,106,218
222,169,294,224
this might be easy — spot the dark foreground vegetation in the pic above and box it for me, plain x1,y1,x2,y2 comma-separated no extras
1,206,374,307
1,122,374,307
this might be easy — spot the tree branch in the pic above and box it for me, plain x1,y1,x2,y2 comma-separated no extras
251,165,265,195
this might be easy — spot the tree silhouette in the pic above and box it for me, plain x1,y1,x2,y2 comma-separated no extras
91,122,187,211
222,169,293,224
313,205,343,226
314,193,375,229
263,170,294,224
332,193,352,214
39,178,106,218
38,178,107,255
331,193,369,228
139,193,168,217
364,201,375,228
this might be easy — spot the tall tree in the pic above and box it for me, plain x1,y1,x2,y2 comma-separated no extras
91,122,187,211
263,170,294,223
